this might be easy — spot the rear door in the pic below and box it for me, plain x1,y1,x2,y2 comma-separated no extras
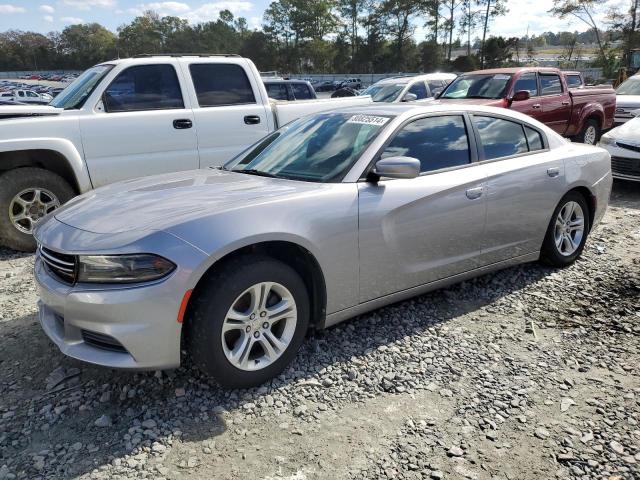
358,114,487,302
80,62,199,187
539,73,571,134
182,60,271,168
470,113,566,263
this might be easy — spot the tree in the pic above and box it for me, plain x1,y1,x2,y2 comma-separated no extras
549,1,607,61
338,0,368,70
59,23,117,68
459,0,482,56
478,0,507,68
607,0,639,69
441,0,463,60
379,0,429,70
483,35,514,67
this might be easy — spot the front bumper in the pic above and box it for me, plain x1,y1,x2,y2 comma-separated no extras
601,144,640,182
34,220,207,370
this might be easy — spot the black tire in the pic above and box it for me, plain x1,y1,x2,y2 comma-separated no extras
187,255,310,389
575,118,600,145
540,191,590,267
0,168,75,252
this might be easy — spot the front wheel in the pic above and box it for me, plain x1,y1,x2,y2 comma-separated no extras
540,192,590,267
187,255,310,388
0,168,75,252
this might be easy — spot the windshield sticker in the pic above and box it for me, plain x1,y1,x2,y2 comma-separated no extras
347,114,390,126
494,74,511,80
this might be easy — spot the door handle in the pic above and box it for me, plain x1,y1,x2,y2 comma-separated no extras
532,104,541,109
561,101,570,106
173,119,192,129
465,186,483,200
547,167,560,178
244,115,261,125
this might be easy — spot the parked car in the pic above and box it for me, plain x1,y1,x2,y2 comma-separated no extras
33,104,612,388
339,78,362,89
599,112,640,182
263,79,317,101
1,89,52,105
361,73,457,103
313,81,338,92
613,75,640,126
0,54,372,251
434,67,616,144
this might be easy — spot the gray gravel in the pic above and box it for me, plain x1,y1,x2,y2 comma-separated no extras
0,181,638,480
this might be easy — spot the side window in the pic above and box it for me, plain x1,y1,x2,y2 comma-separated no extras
190,63,256,107
427,80,444,96
566,75,582,88
291,83,313,100
103,64,183,112
408,81,428,99
539,74,563,95
381,115,471,173
524,125,544,151
265,83,289,100
18,91,24,97
512,72,538,96
473,116,528,159
27,91,39,98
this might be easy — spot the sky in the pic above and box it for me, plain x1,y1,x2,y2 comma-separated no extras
0,0,630,38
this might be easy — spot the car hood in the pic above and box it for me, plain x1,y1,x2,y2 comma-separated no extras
0,104,62,120
616,94,640,107
608,116,640,141
425,98,505,107
54,169,322,234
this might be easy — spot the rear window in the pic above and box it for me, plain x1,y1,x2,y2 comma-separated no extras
291,83,313,100
566,75,582,88
540,74,563,95
265,83,289,100
190,63,256,107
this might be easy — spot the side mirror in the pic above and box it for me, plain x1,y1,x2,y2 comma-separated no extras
511,90,530,102
402,92,418,102
372,156,420,180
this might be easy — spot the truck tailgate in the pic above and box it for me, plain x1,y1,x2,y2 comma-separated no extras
272,96,373,127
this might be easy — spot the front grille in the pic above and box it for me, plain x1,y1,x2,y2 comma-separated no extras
81,330,128,353
611,156,640,178
617,141,640,154
40,246,77,284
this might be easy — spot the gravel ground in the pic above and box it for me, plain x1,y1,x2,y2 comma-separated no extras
0,181,638,480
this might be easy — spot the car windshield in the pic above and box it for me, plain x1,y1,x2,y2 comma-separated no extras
361,83,406,102
50,64,114,109
616,78,640,95
225,113,392,182
440,73,511,99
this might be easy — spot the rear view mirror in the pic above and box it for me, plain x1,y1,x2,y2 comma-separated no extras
372,157,420,180
512,90,530,102
402,93,418,102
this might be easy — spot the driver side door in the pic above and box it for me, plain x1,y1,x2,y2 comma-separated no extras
358,114,487,302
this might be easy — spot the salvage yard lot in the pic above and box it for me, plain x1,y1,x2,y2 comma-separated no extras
0,182,639,480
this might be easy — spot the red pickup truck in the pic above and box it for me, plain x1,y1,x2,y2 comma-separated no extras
435,67,616,144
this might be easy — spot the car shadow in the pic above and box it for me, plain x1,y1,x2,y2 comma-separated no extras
0,180,637,478
610,179,640,210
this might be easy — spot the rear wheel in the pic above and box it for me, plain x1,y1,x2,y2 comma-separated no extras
187,255,310,388
541,192,590,267
0,168,74,251
575,118,600,145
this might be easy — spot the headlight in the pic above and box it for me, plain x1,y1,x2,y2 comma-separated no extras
599,135,616,146
77,254,176,283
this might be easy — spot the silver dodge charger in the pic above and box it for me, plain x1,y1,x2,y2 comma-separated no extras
34,105,612,388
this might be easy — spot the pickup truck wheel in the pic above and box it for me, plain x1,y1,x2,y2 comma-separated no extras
0,168,74,252
187,255,310,389
576,119,600,145
540,191,590,267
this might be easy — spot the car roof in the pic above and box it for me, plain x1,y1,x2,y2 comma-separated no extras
263,79,309,84
464,67,561,75
375,73,457,85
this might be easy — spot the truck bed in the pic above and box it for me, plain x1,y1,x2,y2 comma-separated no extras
568,85,616,133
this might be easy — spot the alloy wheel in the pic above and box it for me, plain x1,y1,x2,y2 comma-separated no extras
9,188,60,234
553,201,585,256
584,125,597,145
221,281,297,371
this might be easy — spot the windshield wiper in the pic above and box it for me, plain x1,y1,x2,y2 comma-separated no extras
231,168,281,178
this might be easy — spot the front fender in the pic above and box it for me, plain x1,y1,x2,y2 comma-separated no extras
0,137,92,192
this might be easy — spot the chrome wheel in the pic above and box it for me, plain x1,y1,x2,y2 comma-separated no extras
554,201,585,256
221,281,297,371
9,188,60,234
583,125,597,145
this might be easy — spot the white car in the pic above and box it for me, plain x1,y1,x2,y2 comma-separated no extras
599,114,640,182
361,73,457,103
614,75,640,125
0,54,372,251
5,89,52,104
